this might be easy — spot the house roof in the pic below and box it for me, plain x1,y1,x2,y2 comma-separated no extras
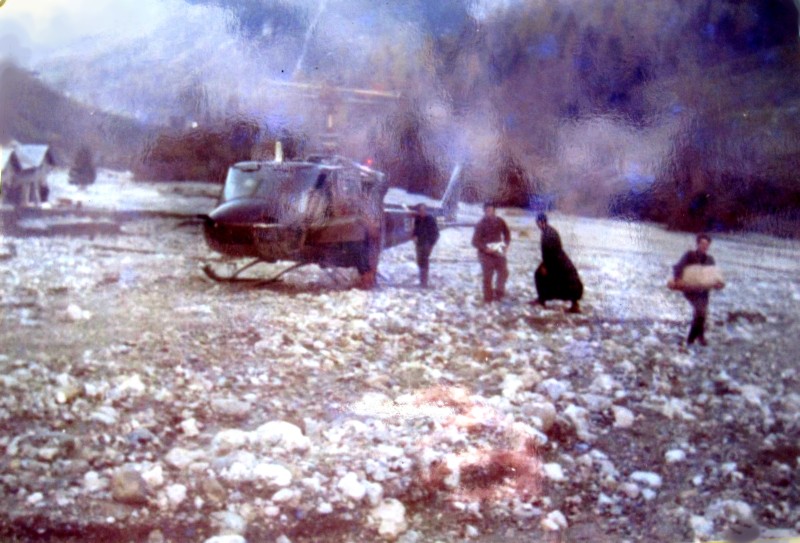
13,145,54,170
1,147,14,170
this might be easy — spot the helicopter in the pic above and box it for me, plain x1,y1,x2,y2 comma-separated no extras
201,144,463,289
200,78,464,289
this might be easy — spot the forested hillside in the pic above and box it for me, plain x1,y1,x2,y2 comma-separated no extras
5,0,800,234
0,62,152,170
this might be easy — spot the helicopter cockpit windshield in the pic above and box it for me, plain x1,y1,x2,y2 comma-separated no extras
223,164,320,201
221,163,329,222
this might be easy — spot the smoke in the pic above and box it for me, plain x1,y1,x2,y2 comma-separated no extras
5,0,799,214
0,20,33,66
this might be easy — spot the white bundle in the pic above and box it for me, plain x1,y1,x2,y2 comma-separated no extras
668,264,725,292
682,264,724,288
487,241,507,255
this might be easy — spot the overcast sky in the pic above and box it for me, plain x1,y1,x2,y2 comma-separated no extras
0,0,539,67
0,0,197,64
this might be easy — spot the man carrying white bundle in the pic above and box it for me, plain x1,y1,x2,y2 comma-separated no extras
472,202,511,303
670,233,725,346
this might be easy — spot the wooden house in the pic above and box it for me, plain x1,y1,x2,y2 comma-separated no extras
1,142,55,207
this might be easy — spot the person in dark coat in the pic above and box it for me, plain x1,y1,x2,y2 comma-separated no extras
533,213,583,313
412,203,440,288
472,203,511,303
673,233,721,346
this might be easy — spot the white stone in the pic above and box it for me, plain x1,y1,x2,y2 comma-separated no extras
223,460,259,482
365,481,384,506
250,421,310,452
630,471,662,488
301,476,322,493
212,429,250,454
509,421,548,449
116,374,146,394
90,406,119,426
83,471,108,492
443,454,461,489
501,374,525,399
590,374,618,392
706,499,754,522
564,404,594,441
511,499,541,520
582,393,612,411
659,398,696,421
211,511,246,535
619,482,640,499
739,385,765,406
271,488,295,503
142,464,165,488
541,510,568,531
526,401,557,432
165,447,206,469
211,398,252,418
337,472,366,501
538,379,569,401
252,463,293,487
203,536,246,543
370,498,408,538
542,463,565,482
166,484,187,507
597,493,615,505
180,418,200,437
375,444,405,459
27,492,44,504
612,406,635,428
263,505,280,517
66,304,92,321
689,515,714,539
665,449,686,463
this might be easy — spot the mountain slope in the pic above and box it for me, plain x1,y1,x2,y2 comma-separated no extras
0,61,152,169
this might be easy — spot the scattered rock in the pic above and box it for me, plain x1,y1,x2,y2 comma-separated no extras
337,472,366,501
612,406,635,428
111,467,149,505
541,510,568,531
369,498,408,539
630,471,662,488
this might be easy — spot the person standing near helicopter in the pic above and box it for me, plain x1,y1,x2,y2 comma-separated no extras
472,202,511,303
412,203,440,288
532,213,583,313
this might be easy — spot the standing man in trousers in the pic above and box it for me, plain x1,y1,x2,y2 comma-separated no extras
472,202,511,303
672,233,723,346
412,203,440,288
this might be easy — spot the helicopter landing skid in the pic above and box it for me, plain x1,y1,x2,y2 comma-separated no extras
202,260,308,285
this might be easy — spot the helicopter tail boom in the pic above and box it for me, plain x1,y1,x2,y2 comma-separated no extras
441,163,463,223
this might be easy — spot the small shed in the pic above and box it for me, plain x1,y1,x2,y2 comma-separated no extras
1,142,55,207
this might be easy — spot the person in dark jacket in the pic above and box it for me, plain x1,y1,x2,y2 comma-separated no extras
532,213,583,313
412,203,440,288
673,233,720,346
472,203,511,303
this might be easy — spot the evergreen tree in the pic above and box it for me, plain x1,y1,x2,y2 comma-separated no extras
69,146,97,187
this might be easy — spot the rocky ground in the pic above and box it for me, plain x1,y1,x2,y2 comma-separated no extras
0,173,799,543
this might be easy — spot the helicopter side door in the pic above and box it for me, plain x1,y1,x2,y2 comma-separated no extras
304,169,367,245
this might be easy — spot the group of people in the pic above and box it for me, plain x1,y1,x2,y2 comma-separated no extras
469,203,584,311
413,202,723,347
413,202,584,310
